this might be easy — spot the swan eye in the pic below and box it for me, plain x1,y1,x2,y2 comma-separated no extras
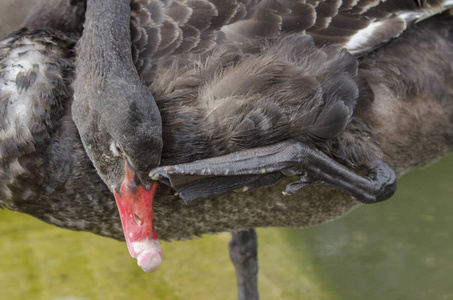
115,142,124,155
111,141,125,156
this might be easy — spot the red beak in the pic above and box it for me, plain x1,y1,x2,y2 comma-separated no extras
113,160,162,273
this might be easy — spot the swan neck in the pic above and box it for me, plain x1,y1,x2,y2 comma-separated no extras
81,0,134,69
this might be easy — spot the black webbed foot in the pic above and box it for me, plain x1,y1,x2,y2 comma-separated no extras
150,139,397,204
281,155,397,203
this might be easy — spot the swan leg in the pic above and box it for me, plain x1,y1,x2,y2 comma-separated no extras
229,228,259,300
150,139,397,204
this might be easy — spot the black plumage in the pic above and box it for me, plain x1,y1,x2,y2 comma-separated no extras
1,1,453,295
0,0,452,241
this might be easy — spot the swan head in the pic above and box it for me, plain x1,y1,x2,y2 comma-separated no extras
72,71,163,273
72,75,162,192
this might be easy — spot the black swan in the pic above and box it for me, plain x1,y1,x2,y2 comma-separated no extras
72,0,398,274
1,0,453,298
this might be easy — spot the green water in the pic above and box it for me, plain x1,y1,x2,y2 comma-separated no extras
296,153,453,299
0,154,452,299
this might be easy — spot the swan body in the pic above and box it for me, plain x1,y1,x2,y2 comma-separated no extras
1,0,453,286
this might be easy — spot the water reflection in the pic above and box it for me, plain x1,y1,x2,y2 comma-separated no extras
295,153,453,299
